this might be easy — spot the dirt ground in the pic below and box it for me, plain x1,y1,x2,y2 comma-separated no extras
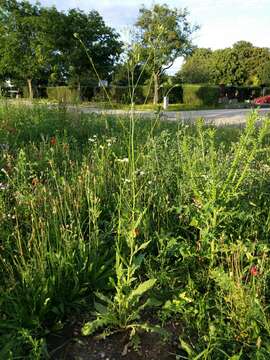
47,321,182,360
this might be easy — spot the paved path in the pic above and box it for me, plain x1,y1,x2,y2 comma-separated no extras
74,106,270,126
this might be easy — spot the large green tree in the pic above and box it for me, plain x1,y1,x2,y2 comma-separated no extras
0,0,59,98
0,1,122,98
135,4,197,104
58,9,122,91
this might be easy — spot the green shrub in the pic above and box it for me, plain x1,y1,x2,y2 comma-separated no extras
110,86,131,104
182,84,220,106
93,85,148,105
47,86,80,103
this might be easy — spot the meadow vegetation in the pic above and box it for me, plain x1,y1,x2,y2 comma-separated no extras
1,103,270,358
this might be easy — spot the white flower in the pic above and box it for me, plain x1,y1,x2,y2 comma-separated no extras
0,182,8,190
117,157,129,163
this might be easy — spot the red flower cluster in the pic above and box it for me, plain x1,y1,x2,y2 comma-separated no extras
250,265,258,277
50,136,57,146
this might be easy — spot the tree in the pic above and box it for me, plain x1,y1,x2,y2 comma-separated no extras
135,4,197,104
0,0,59,98
177,48,213,84
258,61,270,86
59,9,122,92
211,42,270,85
178,41,270,86
0,1,123,98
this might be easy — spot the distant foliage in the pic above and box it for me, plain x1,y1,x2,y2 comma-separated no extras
178,41,270,86
47,86,80,103
0,0,122,98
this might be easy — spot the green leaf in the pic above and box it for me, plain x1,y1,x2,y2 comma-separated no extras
179,337,194,357
133,254,145,268
95,291,113,306
94,302,108,315
190,217,199,227
82,317,110,336
138,297,163,312
81,321,95,336
128,279,156,302
136,240,151,253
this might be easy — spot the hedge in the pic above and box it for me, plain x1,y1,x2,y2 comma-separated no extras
47,86,80,103
92,86,149,104
182,84,220,106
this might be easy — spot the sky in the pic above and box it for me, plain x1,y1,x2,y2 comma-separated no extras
36,0,270,74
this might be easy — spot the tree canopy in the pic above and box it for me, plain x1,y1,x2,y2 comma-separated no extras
177,41,270,86
0,0,122,97
178,48,213,84
135,4,197,103
57,9,122,89
0,0,59,97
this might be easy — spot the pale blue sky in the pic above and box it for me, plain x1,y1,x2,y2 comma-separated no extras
36,0,270,73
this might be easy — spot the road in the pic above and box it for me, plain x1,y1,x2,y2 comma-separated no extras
6,100,270,126
74,106,270,126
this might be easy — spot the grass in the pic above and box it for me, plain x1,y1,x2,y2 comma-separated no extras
6,97,253,112
1,102,270,358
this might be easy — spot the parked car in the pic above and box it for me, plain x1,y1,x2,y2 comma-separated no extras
253,95,270,106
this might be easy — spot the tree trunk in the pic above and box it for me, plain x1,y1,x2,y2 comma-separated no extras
27,79,33,100
153,72,159,105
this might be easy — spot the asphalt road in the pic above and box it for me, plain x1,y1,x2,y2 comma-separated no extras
6,100,270,126
76,106,270,126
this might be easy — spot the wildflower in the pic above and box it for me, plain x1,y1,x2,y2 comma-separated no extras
88,138,96,143
250,265,258,277
116,157,129,163
31,178,39,187
193,197,202,209
0,182,8,190
136,170,145,176
50,136,57,146
133,228,140,237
